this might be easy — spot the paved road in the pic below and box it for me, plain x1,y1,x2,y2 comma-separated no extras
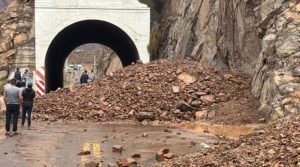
0,120,217,167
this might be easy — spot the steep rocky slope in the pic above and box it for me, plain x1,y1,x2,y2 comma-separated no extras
0,0,34,79
252,1,300,119
157,0,300,119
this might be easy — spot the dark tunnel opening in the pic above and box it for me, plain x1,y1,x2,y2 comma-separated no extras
45,20,139,93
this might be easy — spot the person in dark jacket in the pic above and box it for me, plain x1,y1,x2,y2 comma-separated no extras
14,68,21,81
21,83,35,128
80,70,89,84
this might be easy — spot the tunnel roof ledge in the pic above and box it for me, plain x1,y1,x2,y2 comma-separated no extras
35,0,149,9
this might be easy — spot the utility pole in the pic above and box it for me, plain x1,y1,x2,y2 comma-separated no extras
93,54,96,71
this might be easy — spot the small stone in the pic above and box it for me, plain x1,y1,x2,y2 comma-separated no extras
135,112,155,122
108,163,117,167
200,95,216,104
267,149,276,157
127,157,137,165
164,153,174,159
164,129,173,133
142,133,148,137
116,157,129,167
296,147,300,154
84,161,99,167
172,86,180,93
191,101,202,107
177,73,196,84
177,102,194,112
196,92,207,96
159,148,170,154
155,152,165,161
207,110,216,119
173,109,181,114
78,150,91,156
131,153,141,159
195,110,208,119
112,145,123,153
128,110,135,116
190,141,197,146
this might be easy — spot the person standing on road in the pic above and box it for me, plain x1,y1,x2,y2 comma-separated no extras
4,79,21,136
21,69,29,85
14,68,21,81
90,70,96,82
26,72,33,87
21,83,35,128
80,70,89,84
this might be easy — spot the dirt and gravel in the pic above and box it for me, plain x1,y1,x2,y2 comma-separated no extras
153,112,300,167
34,59,261,124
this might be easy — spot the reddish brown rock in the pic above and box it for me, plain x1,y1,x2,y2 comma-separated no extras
116,157,129,167
164,153,175,159
112,145,123,153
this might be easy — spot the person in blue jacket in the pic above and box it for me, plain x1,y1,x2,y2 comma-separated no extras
80,70,89,84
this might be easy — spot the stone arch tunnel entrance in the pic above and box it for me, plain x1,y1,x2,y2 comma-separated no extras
45,20,140,93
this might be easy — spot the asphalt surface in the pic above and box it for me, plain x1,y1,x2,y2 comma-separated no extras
0,118,217,167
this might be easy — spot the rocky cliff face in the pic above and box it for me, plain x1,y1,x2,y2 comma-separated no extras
158,0,300,119
158,0,262,75
0,0,34,79
252,0,300,119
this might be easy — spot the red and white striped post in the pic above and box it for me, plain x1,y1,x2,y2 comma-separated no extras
35,66,45,96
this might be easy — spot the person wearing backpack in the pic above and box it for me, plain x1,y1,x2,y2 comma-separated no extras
21,83,35,128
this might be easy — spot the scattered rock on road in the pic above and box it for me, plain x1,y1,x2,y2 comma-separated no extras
163,129,172,133
164,153,175,159
152,112,300,166
78,150,91,156
116,157,129,167
116,157,137,167
84,161,99,167
142,133,148,137
131,153,141,159
156,148,174,161
112,145,123,153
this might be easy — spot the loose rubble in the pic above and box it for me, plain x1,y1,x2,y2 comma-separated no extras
34,60,261,124
153,112,300,166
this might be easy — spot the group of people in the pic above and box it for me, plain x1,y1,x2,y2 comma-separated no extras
80,69,96,84
3,68,35,136
14,68,33,87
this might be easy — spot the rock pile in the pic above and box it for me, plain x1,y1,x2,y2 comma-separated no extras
34,60,261,124
153,112,300,166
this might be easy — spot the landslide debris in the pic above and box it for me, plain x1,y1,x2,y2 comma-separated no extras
34,60,261,124
153,112,300,167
